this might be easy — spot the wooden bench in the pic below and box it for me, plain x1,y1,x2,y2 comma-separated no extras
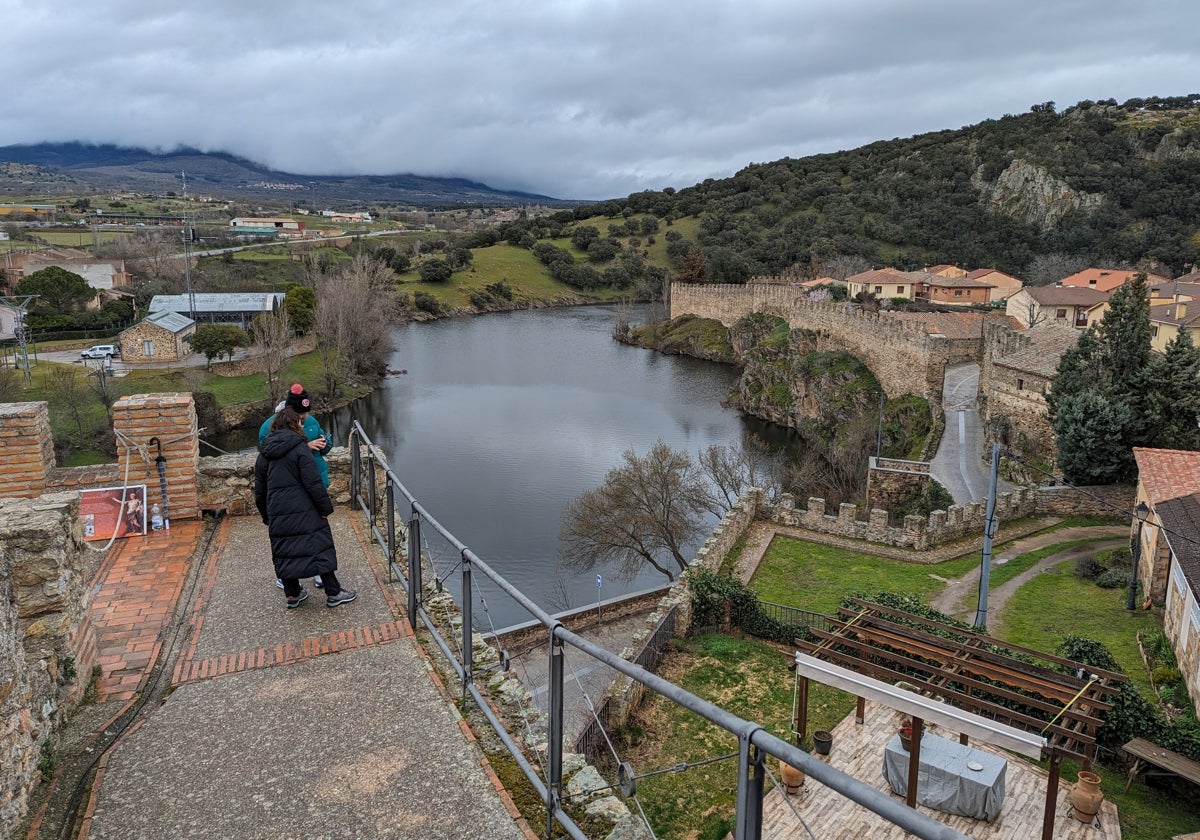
1122,737,1200,793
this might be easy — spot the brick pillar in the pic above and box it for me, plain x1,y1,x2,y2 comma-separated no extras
111,393,200,522
0,401,55,499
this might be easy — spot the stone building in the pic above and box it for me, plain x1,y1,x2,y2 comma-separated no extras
1131,447,1200,717
118,310,196,362
980,322,1079,468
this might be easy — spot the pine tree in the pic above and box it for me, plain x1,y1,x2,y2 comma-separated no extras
1146,324,1200,450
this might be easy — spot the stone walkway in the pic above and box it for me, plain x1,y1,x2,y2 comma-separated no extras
26,512,534,840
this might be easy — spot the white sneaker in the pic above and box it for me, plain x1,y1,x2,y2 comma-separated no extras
275,578,285,589
314,575,324,589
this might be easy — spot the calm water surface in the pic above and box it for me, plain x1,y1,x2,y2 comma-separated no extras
274,305,793,629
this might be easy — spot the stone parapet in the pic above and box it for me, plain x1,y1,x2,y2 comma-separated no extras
0,493,96,836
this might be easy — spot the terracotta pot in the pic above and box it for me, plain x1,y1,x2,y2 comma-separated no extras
899,728,913,751
1069,770,1104,822
779,760,805,794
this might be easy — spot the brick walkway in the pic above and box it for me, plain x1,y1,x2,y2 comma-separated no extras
88,522,202,702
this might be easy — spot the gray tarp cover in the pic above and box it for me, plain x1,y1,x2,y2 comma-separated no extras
882,731,1007,821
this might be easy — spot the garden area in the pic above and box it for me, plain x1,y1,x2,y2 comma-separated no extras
616,525,1200,840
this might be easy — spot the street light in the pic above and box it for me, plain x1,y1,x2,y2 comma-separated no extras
1126,501,1151,610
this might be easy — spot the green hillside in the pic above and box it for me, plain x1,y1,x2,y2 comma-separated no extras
555,96,1200,282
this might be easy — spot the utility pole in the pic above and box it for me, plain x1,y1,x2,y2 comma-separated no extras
182,218,197,321
973,442,1002,630
1,295,37,387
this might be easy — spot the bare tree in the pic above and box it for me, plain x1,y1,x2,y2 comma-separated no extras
0,366,22,402
45,365,96,448
315,252,397,396
559,441,711,582
697,438,782,512
250,308,292,405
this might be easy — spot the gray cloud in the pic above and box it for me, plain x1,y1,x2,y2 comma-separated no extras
1,0,1196,199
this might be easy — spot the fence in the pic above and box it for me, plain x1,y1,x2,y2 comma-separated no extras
757,600,834,635
573,605,678,766
347,420,969,840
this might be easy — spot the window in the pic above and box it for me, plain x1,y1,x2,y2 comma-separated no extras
874,286,882,294
1056,309,1067,319
954,290,963,297
1017,378,1024,390
143,340,155,357
897,286,904,294
1153,326,1159,337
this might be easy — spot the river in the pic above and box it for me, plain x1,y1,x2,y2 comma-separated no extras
227,304,797,630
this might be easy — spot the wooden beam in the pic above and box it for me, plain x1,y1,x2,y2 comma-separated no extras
793,653,1044,759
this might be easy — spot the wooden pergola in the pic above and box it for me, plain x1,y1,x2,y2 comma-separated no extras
792,599,1127,840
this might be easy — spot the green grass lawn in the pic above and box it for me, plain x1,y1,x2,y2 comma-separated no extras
749,538,980,614
986,538,1111,589
620,633,854,840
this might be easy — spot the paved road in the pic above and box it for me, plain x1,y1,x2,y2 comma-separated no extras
929,363,1016,505
30,345,259,370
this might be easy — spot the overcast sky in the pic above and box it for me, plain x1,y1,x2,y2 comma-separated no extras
1,1,1197,200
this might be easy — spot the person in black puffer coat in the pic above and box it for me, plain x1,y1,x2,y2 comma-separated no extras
254,406,357,610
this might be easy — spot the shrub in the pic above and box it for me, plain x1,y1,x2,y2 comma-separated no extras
1152,667,1183,687
1097,546,1132,570
1094,568,1132,589
1074,554,1104,580
687,567,807,645
412,291,443,316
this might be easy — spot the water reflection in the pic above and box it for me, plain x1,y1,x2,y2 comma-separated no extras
215,304,802,629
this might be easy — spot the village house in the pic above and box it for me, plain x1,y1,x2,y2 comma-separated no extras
1131,447,1200,717
1,247,132,302
117,310,196,362
845,268,914,300
920,264,968,278
1059,267,1169,293
1005,285,1108,329
913,274,996,306
966,267,1024,300
1149,297,1200,352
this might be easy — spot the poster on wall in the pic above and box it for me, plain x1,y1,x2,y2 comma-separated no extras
79,485,147,541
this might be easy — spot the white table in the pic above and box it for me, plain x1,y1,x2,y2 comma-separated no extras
882,732,1007,821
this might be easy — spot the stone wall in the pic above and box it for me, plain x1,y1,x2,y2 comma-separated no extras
197,448,356,515
1163,565,1200,715
0,493,97,836
110,393,200,522
866,458,932,513
670,283,949,402
1034,483,1134,518
765,489,1040,553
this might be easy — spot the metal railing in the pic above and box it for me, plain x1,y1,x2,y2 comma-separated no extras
757,600,834,635
347,421,969,840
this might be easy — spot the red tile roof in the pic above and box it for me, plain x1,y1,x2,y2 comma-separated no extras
1134,447,1200,504
1060,268,1168,293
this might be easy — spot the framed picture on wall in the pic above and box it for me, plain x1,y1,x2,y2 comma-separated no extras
80,485,147,541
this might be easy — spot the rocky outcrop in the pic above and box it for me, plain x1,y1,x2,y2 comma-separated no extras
974,158,1103,230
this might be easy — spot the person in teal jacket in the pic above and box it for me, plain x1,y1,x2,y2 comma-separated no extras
259,383,332,589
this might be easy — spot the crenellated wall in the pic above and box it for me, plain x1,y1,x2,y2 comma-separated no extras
670,283,949,401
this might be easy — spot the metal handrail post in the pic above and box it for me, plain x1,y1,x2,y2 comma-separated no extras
734,729,765,840
407,515,421,623
547,635,565,839
366,457,377,526
385,476,397,581
461,554,473,700
349,429,360,501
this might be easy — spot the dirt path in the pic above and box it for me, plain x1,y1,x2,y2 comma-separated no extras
929,525,1128,622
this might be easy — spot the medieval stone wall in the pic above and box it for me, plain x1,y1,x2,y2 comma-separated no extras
0,494,96,836
866,458,932,513
670,283,949,402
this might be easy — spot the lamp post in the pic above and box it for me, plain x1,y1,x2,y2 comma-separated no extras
1126,501,1151,611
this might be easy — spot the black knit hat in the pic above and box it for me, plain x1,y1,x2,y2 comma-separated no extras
284,383,311,412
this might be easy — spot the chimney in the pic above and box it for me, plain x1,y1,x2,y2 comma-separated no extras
1180,302,1188,319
